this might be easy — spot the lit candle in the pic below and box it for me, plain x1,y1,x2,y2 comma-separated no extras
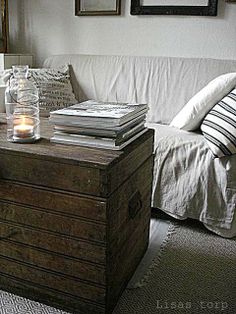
13,116,34,140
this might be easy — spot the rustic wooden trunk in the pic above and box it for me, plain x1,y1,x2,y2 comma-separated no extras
0,116,154,314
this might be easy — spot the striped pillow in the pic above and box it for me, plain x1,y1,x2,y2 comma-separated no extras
200,88,236,158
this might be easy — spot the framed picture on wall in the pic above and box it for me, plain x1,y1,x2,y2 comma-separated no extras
131,0,218,16
75,0,121,16
0,0,8,52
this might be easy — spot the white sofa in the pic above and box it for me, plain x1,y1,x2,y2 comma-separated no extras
44,54,236,238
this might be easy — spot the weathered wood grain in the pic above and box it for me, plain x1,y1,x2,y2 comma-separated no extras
0,117,153,196
0,222,106,264
0,117,119,168
108,156,153,246
0,115,154,313
0,153,102,196
0,240,105,284
0,201,106,243
105,157,153,311
0,180,106,222
107,221,150,312
0,256,106,304
104,133,154,195
0,274,105,314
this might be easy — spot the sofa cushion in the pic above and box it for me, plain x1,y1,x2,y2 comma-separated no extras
2,66,78,116
200,88,236,158
170,72,236,131
28,66,78,116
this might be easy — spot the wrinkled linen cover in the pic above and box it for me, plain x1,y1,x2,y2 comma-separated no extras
44,54,236,237
148,123,236,238
44,54,236,125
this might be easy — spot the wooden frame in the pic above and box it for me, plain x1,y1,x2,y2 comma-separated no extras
131,0,218,16
0,0,8,52
75,0,121,16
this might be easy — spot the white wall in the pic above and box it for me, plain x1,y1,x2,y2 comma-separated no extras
9,0,236,66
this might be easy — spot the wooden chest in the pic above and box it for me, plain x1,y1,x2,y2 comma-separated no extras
0,117,154,314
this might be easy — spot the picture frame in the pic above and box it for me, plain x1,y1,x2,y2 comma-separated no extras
75,0,121,16
0,0,8,52
131,0,218,16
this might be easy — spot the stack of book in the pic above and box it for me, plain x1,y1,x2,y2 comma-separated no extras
49,100,148,150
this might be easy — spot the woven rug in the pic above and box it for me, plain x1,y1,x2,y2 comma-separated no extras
0,289,69,314
113,220,236,314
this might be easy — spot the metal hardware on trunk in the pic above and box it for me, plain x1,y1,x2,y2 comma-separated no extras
129,190,143,219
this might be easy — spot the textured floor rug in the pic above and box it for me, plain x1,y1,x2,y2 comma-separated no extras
113,220,236,314
0,289,69,314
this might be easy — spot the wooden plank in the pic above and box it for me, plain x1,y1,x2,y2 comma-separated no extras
0,153,102,195
0,180,107,222
108,156,153,247
0,274,105,314
106,215,150,312
103,130,154,196
0,240,105,285
104,157,153,312
0,256,106,304
0,117,152,169
0,222,106,264
0,118,153,196
109,191,151,258
0,202,106,243
0,117,119,168
109,208,150,268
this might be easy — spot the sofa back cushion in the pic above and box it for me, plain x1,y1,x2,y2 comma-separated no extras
44,55,236,124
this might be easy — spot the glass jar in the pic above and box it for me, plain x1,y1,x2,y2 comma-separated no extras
5,65,40,143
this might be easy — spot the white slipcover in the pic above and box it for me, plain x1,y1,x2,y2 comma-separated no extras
44,54,236,125
44,54,236,237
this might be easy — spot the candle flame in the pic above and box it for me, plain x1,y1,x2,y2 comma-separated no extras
21,116,26,125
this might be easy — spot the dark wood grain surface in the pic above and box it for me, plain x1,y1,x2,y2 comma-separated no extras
0,114,153,197
0,113,154,313
0,114,151,169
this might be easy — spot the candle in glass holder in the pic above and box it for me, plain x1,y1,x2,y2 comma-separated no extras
13,116,35,142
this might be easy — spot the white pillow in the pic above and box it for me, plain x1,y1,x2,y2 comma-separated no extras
200,88,236,158
170,72,236,131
